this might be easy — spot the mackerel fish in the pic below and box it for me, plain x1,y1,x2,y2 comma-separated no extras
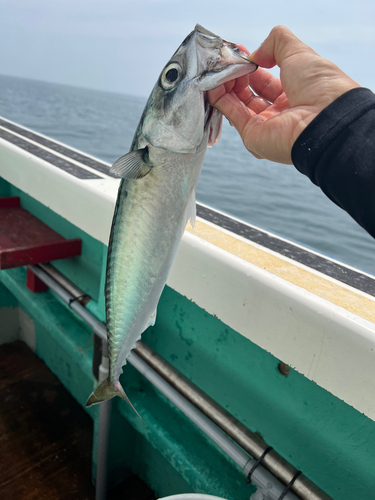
86,24,257,413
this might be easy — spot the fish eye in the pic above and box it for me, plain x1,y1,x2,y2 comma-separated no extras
161,63,182,90
166,68,178,82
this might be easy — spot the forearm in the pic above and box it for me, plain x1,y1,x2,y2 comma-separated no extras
292,87,375,238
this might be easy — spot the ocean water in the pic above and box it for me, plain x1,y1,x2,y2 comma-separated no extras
0,74,374,275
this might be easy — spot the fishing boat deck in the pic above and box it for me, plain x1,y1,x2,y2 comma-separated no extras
0,340,155,500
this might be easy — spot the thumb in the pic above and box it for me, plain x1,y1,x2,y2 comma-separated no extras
249,25,315,69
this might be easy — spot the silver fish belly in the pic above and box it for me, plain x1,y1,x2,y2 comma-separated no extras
86,24,257,412
106,145,205,387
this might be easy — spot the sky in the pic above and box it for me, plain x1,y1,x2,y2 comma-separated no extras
1,0,375,97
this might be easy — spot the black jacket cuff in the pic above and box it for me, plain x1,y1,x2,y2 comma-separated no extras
292,87,375,238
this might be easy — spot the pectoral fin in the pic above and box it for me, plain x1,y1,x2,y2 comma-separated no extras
110,148,152,179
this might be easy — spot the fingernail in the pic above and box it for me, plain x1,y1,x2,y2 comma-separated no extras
247,49,258,62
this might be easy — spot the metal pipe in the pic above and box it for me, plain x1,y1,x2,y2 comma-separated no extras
129,351,299,500
134,343,331,500
29,264,298,499
29,264,332,500
39,263,91,305
95,342,112,500
29,265,107,339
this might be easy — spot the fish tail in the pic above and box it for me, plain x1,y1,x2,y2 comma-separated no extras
86,378,142,420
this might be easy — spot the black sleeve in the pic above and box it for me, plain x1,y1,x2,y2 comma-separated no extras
291,87,375,239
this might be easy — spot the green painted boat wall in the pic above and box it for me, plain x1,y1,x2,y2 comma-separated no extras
1,178,375,499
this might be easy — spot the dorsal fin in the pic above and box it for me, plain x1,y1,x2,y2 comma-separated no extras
110,148,152,179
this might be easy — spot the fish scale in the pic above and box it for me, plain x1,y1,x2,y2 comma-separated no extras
86,24,257,413
107,160,193,380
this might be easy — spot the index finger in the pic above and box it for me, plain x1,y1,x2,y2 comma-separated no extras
234,41,283,103
248,68,283,103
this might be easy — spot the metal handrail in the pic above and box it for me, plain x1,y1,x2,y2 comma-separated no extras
29,263,333,500
134,342,331,500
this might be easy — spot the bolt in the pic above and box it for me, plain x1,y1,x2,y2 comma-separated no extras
278,362,290,376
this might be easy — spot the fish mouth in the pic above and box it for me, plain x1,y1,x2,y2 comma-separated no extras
194,25,250,61
194,31,257,92
222,39,251,62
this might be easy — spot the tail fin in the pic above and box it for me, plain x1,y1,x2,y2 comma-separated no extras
86,378,142,420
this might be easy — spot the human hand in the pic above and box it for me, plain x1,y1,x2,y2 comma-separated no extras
208,26,360,164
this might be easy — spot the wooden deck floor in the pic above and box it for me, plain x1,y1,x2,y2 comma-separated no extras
0,340,155,500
